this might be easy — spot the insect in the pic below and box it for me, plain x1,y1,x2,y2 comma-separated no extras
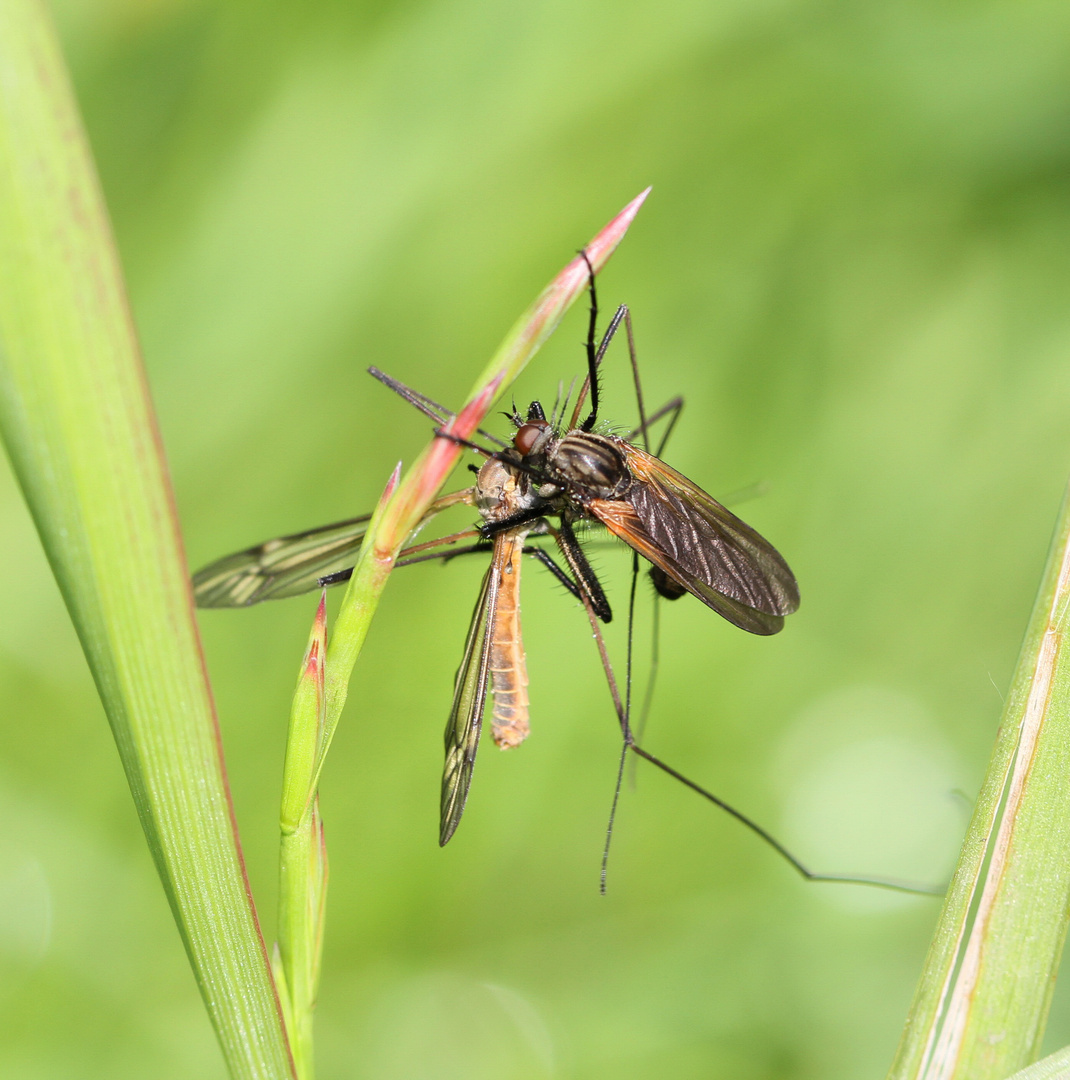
191,379,605,845
438,252,800,638
479,399,799,634
439,457,544,844
194,259,937,896
194,257,801,836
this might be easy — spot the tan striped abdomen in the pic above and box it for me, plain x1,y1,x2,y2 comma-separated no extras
490,533,530,749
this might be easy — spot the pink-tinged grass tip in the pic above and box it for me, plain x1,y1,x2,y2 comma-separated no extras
300,593,328,684
585,186,650,267
378,462,402,507
313,591,327,639
378,190,652,545
321,193,650,763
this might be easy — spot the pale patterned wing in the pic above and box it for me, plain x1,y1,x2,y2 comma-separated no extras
192,515,372,607
440,547,503,845
589,441,799,635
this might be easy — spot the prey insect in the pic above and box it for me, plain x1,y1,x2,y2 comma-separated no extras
193,374,609,846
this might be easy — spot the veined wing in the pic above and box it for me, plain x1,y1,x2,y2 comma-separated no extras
193,487,477,608
589,441,799,635
192,515,373,607
440,541,505,845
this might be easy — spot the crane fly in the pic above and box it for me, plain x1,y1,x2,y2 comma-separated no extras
192,376,611,847
193,255,939,896
439,458,543,844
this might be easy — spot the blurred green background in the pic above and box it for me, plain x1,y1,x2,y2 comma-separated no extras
3,0,1070,1076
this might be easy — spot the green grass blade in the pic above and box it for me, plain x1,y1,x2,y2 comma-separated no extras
887,482,1070,1080
277,596,330,1080
0,3,294,1076
1004,1046,1070,1080
316,191,649,786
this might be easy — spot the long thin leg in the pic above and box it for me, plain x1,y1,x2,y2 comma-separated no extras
525,546,583,600
369,366,508,448
553,376,579,431
625,394,686,777
622,307,650,453
633,590,662,751
399,539,489,569
430,430,495,457
600,552,641,886
577,584,942,896
433,430,559,493
574,253,638,432
570,303,628,431
624,396,685,454
392,536,584,606
593,299,666,456
319,528,486,585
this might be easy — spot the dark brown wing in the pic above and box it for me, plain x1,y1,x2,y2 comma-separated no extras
440,541,506,845
589,442,799,635
192,515,373,607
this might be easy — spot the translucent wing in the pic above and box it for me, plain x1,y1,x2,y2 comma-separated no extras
589,441,800,636
193,488,477,608
440,546,503,845
192,515,372,608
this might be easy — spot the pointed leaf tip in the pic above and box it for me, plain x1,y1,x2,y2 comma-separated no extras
314,590,327,640
583,188,651,270
382,462,402,503
300,593,328,686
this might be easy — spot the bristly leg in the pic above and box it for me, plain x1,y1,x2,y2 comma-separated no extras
580,250,602,433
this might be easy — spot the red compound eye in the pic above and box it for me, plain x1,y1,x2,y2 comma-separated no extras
514,423,543,456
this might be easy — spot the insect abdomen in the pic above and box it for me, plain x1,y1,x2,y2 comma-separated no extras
490,536,530,749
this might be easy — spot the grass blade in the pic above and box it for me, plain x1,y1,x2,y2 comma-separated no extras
1003,1046,1070,1080
276,596,330,1080
888,481,1070,1079
0,3,294,1076
315,190,650,784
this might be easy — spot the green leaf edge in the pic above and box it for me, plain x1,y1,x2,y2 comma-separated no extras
888,482,1070,1079
0,3,294,1076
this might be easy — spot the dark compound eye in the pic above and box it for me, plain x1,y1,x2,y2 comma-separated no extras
514,423,543,456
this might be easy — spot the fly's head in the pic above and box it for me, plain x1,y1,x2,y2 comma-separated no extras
512,402,555,456
474,457,542,527
510,400,563,500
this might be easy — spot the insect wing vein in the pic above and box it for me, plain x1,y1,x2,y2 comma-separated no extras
589,498,783,634
440,544,504,845
617,442,798,614
192,515,373,607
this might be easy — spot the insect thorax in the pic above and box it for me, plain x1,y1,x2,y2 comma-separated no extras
551,433,630,500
